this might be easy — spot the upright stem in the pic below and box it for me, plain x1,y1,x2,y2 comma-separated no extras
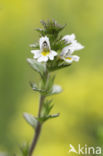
29,71,49,156
28,122,41,156
38,95,45,117
29,95,45,156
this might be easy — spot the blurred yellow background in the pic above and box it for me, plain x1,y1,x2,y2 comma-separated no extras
0,0,103,155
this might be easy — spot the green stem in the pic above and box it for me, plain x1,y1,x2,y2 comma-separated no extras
29,95,45,156
38,95,45,117
29,70,49,156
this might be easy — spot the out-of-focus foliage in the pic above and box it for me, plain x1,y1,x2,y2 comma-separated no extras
0,0,103,155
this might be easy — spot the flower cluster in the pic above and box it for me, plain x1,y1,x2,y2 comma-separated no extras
31,29,84,64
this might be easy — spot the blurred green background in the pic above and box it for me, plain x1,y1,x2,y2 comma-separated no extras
0,0,103,155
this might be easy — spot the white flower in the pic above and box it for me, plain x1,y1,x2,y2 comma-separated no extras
62,34,84,49
31,36,57,62
60,40,84,63
62,34,76,44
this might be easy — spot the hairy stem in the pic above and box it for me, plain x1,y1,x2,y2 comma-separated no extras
29,95,45,156
29,69,49,156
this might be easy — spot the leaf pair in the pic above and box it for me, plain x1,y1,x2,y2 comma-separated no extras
43,75,62,96
24,112,59,129
30,82,45,94
40,99,60,122
30,75,62,96
41,99,53,117
38,113,59,123
47,58,71,72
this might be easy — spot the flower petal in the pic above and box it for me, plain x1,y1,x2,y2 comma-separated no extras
71,40,84,51
72,55,80,62
31,50,41,58
37,56,48,62
62,34,75,43
60,46,74,56
51,50,57,56
48,50,57,60
39,36,50,50
63,57,73,63
61,40,84,56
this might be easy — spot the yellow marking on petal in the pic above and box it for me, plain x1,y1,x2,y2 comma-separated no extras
41,51,50,56
66,57,72,60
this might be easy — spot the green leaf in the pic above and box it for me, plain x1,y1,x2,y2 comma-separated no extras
47,113,60,119
40,19,66,35
20,142,29,156
38,113,60,123
45,75,55,92
47,57,71,72
30,81,61,96
41,99,53,117
51,36,69,51
23,113,38,129
30,82,45,93
50,63,71,72
36,20,66,40
27,58,46,80
47,85,62,96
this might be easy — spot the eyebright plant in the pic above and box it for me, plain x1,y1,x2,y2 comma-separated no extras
23,19,84,156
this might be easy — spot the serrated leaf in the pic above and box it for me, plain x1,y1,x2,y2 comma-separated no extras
41,99,53,117
23,113,38,129
36,20,66,40
40,19,66,34
47,113,60,119
30,82,45,93
48,63,71,72
51,37,69,51
27,58,46,80
38,113,60,123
